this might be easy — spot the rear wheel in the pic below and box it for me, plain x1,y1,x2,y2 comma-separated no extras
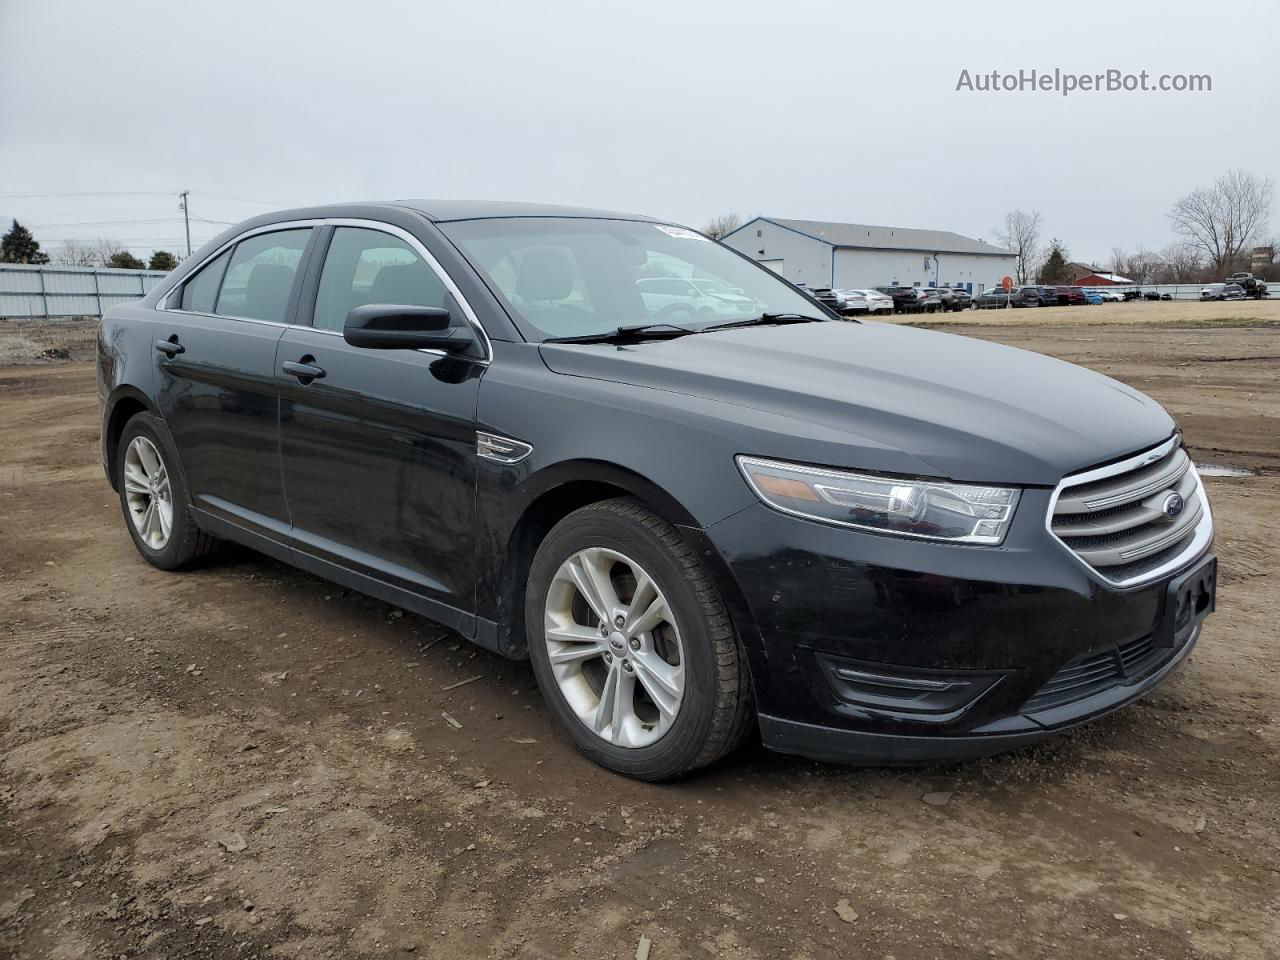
526,499,753,780
116,413,220,570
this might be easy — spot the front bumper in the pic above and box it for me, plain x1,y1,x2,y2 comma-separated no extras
759,624,1199,765
700,499,1213,766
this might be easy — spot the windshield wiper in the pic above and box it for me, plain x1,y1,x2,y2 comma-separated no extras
541,323,698,345
703,312,828,332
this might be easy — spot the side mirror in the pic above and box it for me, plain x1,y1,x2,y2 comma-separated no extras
343,304,476,353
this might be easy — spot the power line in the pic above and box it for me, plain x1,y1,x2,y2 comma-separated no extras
29,218,183,229
0,190,179,199
191,192,303,207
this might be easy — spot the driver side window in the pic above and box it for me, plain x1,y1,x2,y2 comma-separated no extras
313,227,450,333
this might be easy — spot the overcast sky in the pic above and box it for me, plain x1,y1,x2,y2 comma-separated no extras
2,0,1275,263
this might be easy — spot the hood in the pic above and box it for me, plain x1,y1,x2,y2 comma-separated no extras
538,321,1174,486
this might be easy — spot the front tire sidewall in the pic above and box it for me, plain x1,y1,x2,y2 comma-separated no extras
526,505,727,780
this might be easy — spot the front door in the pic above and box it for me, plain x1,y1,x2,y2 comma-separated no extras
153,227,314,539
277,224,483,633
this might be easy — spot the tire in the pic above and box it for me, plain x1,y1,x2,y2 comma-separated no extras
115,412,220,570
525,498,753,780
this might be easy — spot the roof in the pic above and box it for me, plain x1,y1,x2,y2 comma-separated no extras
731,217,1013,257
1081,271,1135,284
395,199,657,223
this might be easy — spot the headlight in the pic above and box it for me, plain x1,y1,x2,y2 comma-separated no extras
737,456,1020,544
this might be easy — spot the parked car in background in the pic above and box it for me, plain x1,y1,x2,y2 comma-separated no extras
975,286,1041,309
922,288,956,312
875,286,925,313
915,289,944,313
1141,290,1173,301
847,288,895,314
1094,289,1125,302
1031,286,1060,307
1083,291,1104,305
811,288,869,316
921,287,972,312
1202,283,1247,301
1122,289,1145,301
1224,273,1268,298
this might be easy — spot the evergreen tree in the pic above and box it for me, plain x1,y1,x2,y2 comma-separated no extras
106,250,146,270
0,219,51,264
148,250,179,271
1036,239,1070,284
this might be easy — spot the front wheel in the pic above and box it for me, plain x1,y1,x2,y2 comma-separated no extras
525,499,753,780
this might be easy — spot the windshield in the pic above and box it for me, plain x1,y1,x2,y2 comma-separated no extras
439,217,827,341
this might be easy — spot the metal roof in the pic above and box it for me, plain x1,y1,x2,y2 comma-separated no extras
1083,271,1136,284
742,217,1013,257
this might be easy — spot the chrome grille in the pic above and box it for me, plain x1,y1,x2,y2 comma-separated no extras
1048,438,1212,587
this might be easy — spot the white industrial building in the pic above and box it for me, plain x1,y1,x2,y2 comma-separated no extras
720,217,1017,293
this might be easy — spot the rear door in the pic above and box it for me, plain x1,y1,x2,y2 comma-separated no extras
276,223,484,634
153,226,316,540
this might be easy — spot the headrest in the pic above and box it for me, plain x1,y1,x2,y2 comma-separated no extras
244,264,294,320
516,248,574,302
370,262,439,306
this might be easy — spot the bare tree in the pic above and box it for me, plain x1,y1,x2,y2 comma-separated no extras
1169,169,1273,274
993,210,1042,284
94,237,127,266
1108,247,1129,276
702,213,744,240
1120,247,1164,285
1156,243,1204,283
53,238,99,266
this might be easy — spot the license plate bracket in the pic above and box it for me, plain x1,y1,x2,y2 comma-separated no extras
1155,554,1216,648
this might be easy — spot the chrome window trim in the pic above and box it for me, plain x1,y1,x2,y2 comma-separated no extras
321,218,492,363
1044,436,1214,589
156,219,324,314
156,217,492,364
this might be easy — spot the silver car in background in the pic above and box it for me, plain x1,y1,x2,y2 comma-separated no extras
844,288,894,314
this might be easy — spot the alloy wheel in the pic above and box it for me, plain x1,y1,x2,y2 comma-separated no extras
543,547,685,748
123,436,174,550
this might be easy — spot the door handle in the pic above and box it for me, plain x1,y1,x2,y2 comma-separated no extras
155,337,185,357
282,358,326,382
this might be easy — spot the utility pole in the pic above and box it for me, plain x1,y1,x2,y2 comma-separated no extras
178,190,191,258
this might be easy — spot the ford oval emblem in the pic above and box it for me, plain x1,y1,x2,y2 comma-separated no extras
1162,492,1185,520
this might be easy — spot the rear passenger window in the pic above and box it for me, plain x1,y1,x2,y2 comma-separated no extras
312,227,449,333
214,229,312,323
180,249,231,313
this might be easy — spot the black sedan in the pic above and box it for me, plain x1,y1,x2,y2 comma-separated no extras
97,200,1216,780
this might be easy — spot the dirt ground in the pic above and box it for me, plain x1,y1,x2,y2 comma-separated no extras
1,312,1277,960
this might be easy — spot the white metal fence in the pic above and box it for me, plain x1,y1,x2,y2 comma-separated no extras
0,263,169,319
1081,283,1274,300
